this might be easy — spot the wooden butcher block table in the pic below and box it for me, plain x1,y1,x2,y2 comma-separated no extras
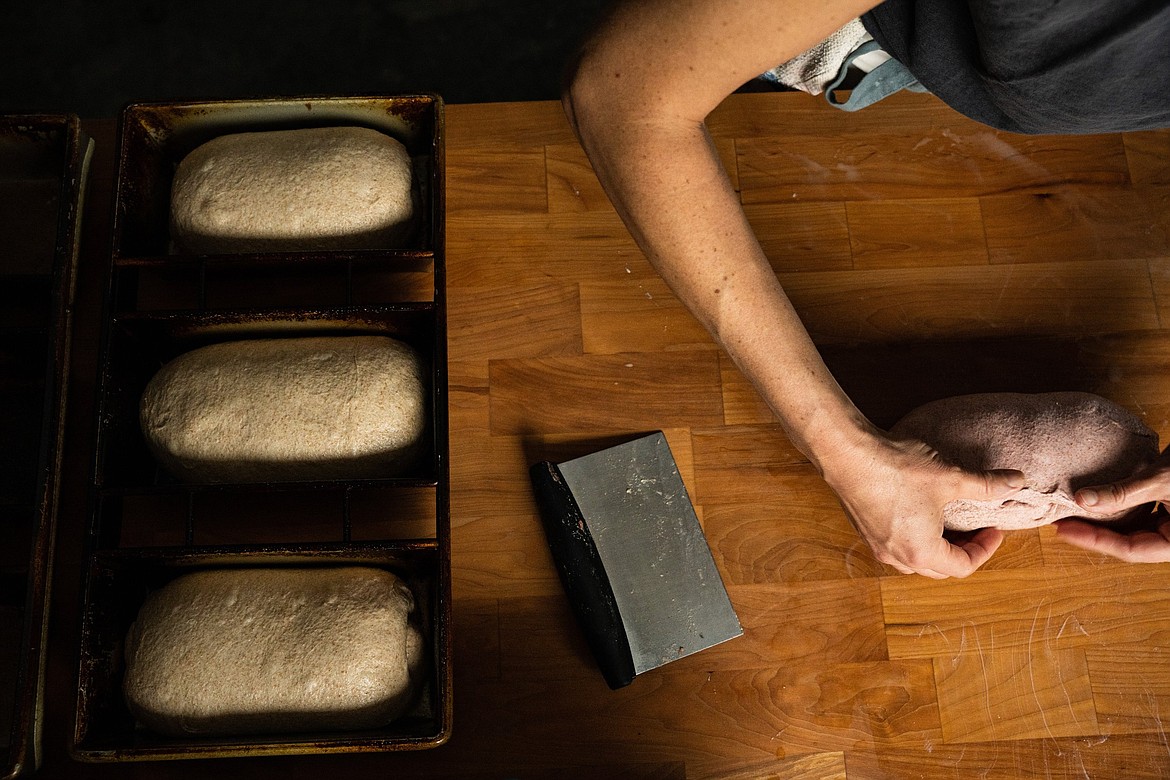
37,92,1170,778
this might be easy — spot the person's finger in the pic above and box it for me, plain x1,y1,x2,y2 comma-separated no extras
875,548,947,578
956,527,1005,569
950,468,1026,502
884,557,947,579
1075,478,1165,515
1055,518,1170,563
901,532,1000,579
888,561,948,579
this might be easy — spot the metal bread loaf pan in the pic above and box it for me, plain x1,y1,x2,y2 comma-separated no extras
85,93,451,762
0,114,92,779
92,305,441,493
72,543,450,760
111,95,443,260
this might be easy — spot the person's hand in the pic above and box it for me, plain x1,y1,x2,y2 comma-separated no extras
1054,451,1170,562
822,432,1025,578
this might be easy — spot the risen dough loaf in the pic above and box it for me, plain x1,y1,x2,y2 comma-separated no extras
122,566,424,736
890,392,1159,531
170,126,414,253
140,335,426,482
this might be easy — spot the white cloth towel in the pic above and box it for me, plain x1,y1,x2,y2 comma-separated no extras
763,18,890,95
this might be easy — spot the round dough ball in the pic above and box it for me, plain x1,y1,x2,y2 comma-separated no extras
170,126,414,253
140,335,427,483
889,392,1159,531
122,566,425,736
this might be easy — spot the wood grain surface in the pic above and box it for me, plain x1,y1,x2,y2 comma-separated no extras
40,91,1170,778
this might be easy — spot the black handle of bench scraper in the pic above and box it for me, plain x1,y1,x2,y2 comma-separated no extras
529,461,636,689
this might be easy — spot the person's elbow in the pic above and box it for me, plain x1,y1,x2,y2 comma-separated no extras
562,47,610,142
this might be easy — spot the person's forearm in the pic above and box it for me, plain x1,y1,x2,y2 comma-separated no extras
565,81,873,473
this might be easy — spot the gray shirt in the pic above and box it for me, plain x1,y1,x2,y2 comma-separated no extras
863,0,1170,133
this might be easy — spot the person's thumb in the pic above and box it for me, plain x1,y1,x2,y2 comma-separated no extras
1075,477,1162,514
954,468,1026,501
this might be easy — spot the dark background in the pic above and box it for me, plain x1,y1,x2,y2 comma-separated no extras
1,0,613,118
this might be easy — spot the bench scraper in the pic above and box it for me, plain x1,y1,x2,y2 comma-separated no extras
530,431,742,689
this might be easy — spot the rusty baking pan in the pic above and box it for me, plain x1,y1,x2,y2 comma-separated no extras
85,93,451,762
110,95,443,262
0,115,92,778
71,542,451,760
112,251,438,313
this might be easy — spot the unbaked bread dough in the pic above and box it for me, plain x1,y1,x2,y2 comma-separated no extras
170,126,414,253
890,392,1159,531
139,335,426,483
122,566,424,736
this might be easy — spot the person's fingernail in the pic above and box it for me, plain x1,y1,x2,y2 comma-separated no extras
1007,473,1025,489
1080,489,1099,507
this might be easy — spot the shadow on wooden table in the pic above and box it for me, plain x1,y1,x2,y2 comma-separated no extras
824,333,1147,429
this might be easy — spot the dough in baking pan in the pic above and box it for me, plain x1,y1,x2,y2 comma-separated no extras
170,126,415,253
139,335,426,483
122,566,425,736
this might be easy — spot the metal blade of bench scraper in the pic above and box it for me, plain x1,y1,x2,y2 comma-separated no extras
556,432,742,676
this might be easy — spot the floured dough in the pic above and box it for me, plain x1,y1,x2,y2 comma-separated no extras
122,566,425,736
890,392,1159,531
170,126,414,253
140,335,426,482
